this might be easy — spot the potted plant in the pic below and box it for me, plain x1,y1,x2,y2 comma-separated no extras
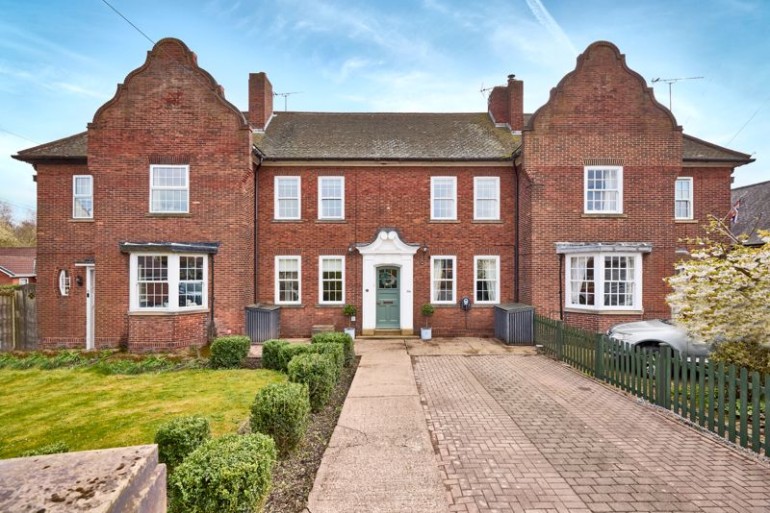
342,304,357,339
420,303,435,340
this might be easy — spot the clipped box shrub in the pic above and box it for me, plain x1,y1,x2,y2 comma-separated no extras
155,415,211,471
250,382,310,456
311,342,344,382
261,339,289,371
288,353,337,412
20,441,69,457
210,335,251,369
169,433,276,513
312,332,354,367
276,343,313,373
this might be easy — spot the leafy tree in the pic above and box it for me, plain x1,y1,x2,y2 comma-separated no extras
0,201,36,247
665,218,770,373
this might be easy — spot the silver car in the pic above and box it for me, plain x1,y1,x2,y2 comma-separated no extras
607,319,711,359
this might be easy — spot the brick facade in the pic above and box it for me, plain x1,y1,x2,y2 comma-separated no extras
16,39,749,350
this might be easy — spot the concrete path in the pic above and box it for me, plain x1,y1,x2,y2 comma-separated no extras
307,339,449,513
309,338,770,512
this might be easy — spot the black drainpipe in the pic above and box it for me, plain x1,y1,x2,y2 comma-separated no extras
210,253,216,337
512,148,522,303
252,146,264,303
558,253,564,321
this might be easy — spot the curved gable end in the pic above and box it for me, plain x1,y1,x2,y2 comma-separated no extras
528,41,679,134
90,38,248,130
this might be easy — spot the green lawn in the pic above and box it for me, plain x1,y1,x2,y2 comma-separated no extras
0,368,285,459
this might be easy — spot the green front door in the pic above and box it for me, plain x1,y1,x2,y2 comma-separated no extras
376,267,400,328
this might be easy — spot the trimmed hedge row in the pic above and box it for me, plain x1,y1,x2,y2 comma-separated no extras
288,353,337,412
311,332,354,367
155,415,211,472
210,336,251,369
169,433,276,513
250,382,310,456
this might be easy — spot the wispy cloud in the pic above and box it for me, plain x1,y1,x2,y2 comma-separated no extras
523,0,578,55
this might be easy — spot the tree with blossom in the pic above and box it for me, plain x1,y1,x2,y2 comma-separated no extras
665,218,770,373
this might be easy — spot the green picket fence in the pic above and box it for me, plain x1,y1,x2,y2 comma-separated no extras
535,314,769,457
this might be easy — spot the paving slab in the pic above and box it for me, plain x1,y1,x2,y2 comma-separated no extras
308,339,449,513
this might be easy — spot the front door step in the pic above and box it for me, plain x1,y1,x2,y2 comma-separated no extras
358,329,419,340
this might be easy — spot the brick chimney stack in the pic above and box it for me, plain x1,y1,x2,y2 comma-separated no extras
487,74,524,133
248,72,273,130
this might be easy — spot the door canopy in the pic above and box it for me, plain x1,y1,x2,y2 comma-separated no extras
357,229,420,256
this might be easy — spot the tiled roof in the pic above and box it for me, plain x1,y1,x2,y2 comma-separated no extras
253,112,519,161
683,134,753,163
13,132,87,161
12,118,754,165
0,247,36,277
731,180,770,245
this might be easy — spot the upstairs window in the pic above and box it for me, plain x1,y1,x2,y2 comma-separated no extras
431,177,457,220
318,177,344,220
585,166,622,214
474,177,500,220
431,256,456,303
150,165,189,213
73,175,93,219
675,177,693,220
275,177,301,220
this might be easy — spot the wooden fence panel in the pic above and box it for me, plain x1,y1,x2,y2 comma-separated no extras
0,285,37,351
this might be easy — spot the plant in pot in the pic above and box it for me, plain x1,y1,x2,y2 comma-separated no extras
342,304,357,339
421,303,435,340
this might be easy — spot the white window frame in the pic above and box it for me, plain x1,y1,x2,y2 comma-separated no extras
474,177,500,220
18,277,29,285
129,253,208,312
319,256,345,305
474,256,500,304
318,177,345,220
584,166,623,214
73,175,93,219
275,256,302,305
58,270,70,296
275,176,301,220
431,176,457,220
430,256,456,304
565,252,642,311
675,177,693,220
149,165,189,214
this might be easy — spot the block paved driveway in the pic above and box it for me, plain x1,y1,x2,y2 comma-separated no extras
413,354,770,513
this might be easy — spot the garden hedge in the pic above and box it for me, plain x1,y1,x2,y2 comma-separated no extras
210,336,251,369
250,382,310,456
288,353,337,412
311,332,354,366
261,339,289,371
154,415,211,472
169,433,276,513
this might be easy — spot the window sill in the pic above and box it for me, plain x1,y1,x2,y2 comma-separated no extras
146,213,192,218
315,303,345,308
70,218,95,223
276,303,304,308
674,219,698,224
128,308,209,316
581,213,627,219
471,220,503,224
273,219,303,223
564,307,643,315
315,220,346,224
472,303,499,308
429,220,460,223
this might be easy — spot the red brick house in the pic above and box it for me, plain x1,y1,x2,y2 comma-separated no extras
0,247,36,286
13,38,752,351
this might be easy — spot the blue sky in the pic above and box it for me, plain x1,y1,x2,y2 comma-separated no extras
1,0,769,220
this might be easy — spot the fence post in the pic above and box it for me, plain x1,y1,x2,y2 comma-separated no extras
556,321,564,361
656,344,671,409
595,334,604,381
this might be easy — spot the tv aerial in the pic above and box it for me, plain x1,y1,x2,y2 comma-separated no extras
273,91,302,111
651,76,703,111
